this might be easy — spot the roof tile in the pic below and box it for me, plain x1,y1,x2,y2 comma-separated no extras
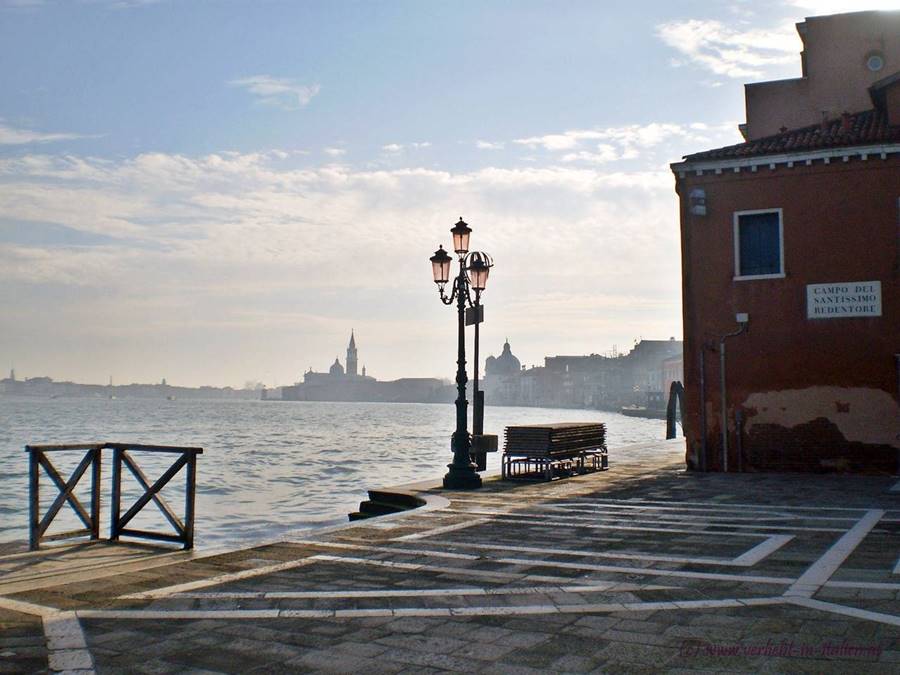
682,109,900,162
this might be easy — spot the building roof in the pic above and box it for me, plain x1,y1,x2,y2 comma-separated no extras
682,108,900,163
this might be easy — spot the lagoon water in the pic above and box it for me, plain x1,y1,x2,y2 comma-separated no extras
0,397,667,549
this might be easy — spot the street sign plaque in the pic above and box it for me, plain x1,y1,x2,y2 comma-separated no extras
465,305,484,326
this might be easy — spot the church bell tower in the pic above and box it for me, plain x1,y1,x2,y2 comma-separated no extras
346,330,358,377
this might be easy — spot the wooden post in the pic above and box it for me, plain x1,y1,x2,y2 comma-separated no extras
90,447,101,541
110,447,122,541
184,450,197,549
28,448,39,551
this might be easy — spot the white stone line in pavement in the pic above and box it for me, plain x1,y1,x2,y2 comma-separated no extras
290,546,794,585
491,556,794,585
542,504,881,524
0,594,59,618
0,549,193,596
286,539,478,560
825,580,900,590
0,594,95,674
166,582,667,600
75,596,788,621
420,512,786,538
541,506,798,522
554,497,876,512
80,609,281,620
307,554,619,585
893,554,900,575
732,535,795,566
44,611,95,674
423,534,794,568
784,509,884,599
434,508,845,533
118,557,320,599
788,597,900,627
449,502,891,524
395,518,489,541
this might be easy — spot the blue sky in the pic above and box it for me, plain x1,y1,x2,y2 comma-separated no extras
0,0,894,386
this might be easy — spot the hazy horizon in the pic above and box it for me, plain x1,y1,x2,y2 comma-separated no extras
1,0,887,388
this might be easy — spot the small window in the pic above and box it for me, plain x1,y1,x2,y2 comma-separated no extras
734,209,784,280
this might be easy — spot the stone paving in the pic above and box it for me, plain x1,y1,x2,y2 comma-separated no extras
1,438,899,673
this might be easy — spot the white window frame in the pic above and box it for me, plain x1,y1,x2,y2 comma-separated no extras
733,208,785,281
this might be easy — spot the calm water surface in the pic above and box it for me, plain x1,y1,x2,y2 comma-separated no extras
0,397,667,548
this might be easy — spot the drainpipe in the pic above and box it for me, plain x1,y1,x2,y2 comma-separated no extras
719,314,749,472
699,343,709,471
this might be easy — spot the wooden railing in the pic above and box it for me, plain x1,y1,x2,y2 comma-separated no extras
25,442,202,551
26,443,102,551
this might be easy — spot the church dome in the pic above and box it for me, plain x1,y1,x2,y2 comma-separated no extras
329,358,345,376
486,340,521,375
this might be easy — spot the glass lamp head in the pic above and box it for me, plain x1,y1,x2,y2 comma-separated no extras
450,217,472,256
466,251,492,292
430,245,452,285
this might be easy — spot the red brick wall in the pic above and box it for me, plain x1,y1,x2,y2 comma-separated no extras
676,155,900,472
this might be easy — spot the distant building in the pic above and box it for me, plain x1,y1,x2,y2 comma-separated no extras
671,10,900,472
346,330,358,376
329,358,345,376
281,332,452,403
482,338,682,410
485,339,521,376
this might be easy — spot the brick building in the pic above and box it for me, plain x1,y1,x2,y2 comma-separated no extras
671,10,900,473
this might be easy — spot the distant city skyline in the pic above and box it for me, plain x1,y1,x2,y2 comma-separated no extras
1,0,888,387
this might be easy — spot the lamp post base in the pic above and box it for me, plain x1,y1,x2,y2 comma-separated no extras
442,464,482,490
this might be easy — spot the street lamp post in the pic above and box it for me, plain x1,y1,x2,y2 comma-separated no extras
429,218,493,490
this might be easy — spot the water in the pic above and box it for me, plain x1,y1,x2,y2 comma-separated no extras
0,397,667,549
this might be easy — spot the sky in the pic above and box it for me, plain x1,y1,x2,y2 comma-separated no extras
1,0,896,387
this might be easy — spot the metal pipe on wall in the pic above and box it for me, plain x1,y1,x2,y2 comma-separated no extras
699,345,707,471
719,316,748,472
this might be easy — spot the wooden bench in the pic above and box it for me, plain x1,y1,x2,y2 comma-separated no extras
502,422,607,481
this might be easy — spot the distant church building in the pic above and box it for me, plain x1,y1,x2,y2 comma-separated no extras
279,330,452,403
329,358,344,376
485,339,522,376
346,331,358,376
306,332,369,384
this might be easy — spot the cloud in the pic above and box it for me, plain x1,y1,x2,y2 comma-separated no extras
381,142,430,153
228,75,321,110
561,145,619,165
475,140,504,150
655,18,799,78
0,120,96,145
511,121,739,163
0,144,694,384
514,131,605,151
323,147,346,157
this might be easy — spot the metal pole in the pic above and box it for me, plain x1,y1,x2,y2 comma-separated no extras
719,322,748,473
699,346,707,472
473,298,483,436
443,262,481,489
720,340,729,473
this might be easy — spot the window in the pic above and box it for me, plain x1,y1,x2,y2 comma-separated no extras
733,209,784,280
